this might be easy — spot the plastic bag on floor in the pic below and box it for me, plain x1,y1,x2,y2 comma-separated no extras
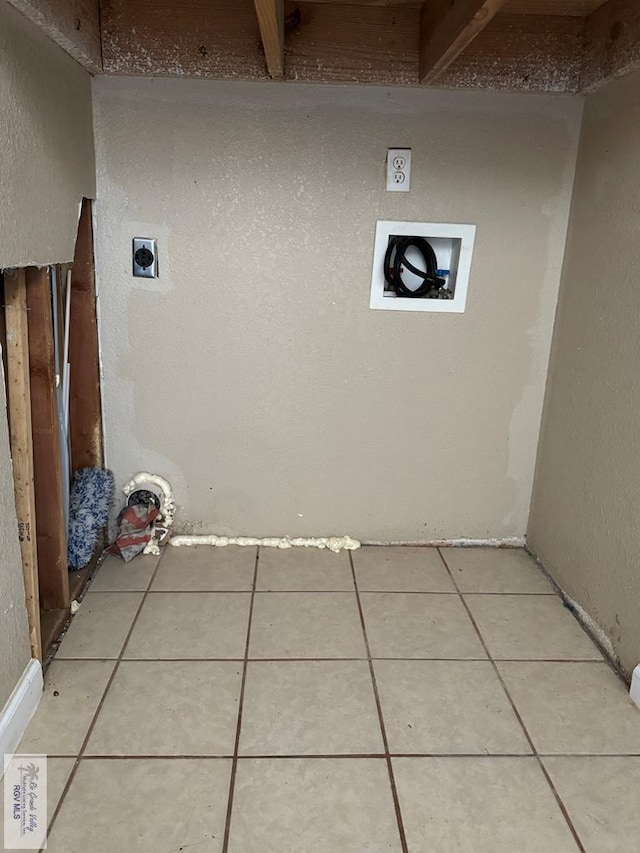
107,503,160,562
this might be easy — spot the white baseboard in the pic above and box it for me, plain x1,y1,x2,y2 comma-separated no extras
631,666,640,711
0,659,43,770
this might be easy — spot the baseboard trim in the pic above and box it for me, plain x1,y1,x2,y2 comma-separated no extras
630,666,640,710
0,659,43,769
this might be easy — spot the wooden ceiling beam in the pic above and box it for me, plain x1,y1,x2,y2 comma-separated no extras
419,0,509,84
254,0,285,77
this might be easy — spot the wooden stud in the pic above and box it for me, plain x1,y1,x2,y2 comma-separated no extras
69,199,104,472
26,266,70,613
419,0,509,83
4,268,42,661
254,0,285,77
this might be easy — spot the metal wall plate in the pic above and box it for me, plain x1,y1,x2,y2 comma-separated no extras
133,237,158,278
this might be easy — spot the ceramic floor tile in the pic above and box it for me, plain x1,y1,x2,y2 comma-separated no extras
45,758,230,853
393,757,580,852
56,592,143,659
256,548,352,591
374,660,530,754
228,759,402,852
353,546,455,592
0,757,74,843
123,592,250,658
441,547,553,593
361,593,486,659
90,554,159,592
152,545,256,591
249,593,366,658
86,661,241,756
498,661,640,754
465,594,603,660
45,757,76,822
543,756,640,852
239,661,383,755
18,660,114,756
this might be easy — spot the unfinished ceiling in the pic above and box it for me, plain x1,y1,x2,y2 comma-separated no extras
7,0,640,92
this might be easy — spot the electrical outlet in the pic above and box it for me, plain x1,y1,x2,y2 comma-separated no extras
132,237,158,278
386,148,411,192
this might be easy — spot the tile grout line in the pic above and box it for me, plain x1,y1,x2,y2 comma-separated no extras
221,547,259,853
42,751,640,760
42,549,169,849
349,552,410,853
436,547,587,853
88,588,558,595
52,656,608,664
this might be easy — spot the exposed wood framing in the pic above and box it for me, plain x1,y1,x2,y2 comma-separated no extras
439,13,584,92
254,0,285,77
9,0,635,93
580,0,640,90
296,0,420,5
419,0,509,84
505,0,606,13
69,199,104,472
25,266,70,613
297,0,604,9
284,1,419,84
100,0,420,83
6,0,102,73
101,0,267,78
3,269,42,662
98,0,593,91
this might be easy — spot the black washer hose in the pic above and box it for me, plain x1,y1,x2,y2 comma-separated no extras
384,236,446,298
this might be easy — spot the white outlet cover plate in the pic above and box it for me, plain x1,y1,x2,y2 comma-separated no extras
386,148,411,192
369,220,476,313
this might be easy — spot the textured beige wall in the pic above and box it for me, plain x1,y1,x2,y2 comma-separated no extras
529,71,640,677
0,0,95,267
93,77,582,541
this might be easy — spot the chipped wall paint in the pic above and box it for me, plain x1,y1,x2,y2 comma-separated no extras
527,546,622,675
93,77,583,541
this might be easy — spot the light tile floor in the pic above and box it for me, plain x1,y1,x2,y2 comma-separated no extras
12,546,640,852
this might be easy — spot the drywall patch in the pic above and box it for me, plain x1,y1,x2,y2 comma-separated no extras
170,534,361,553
